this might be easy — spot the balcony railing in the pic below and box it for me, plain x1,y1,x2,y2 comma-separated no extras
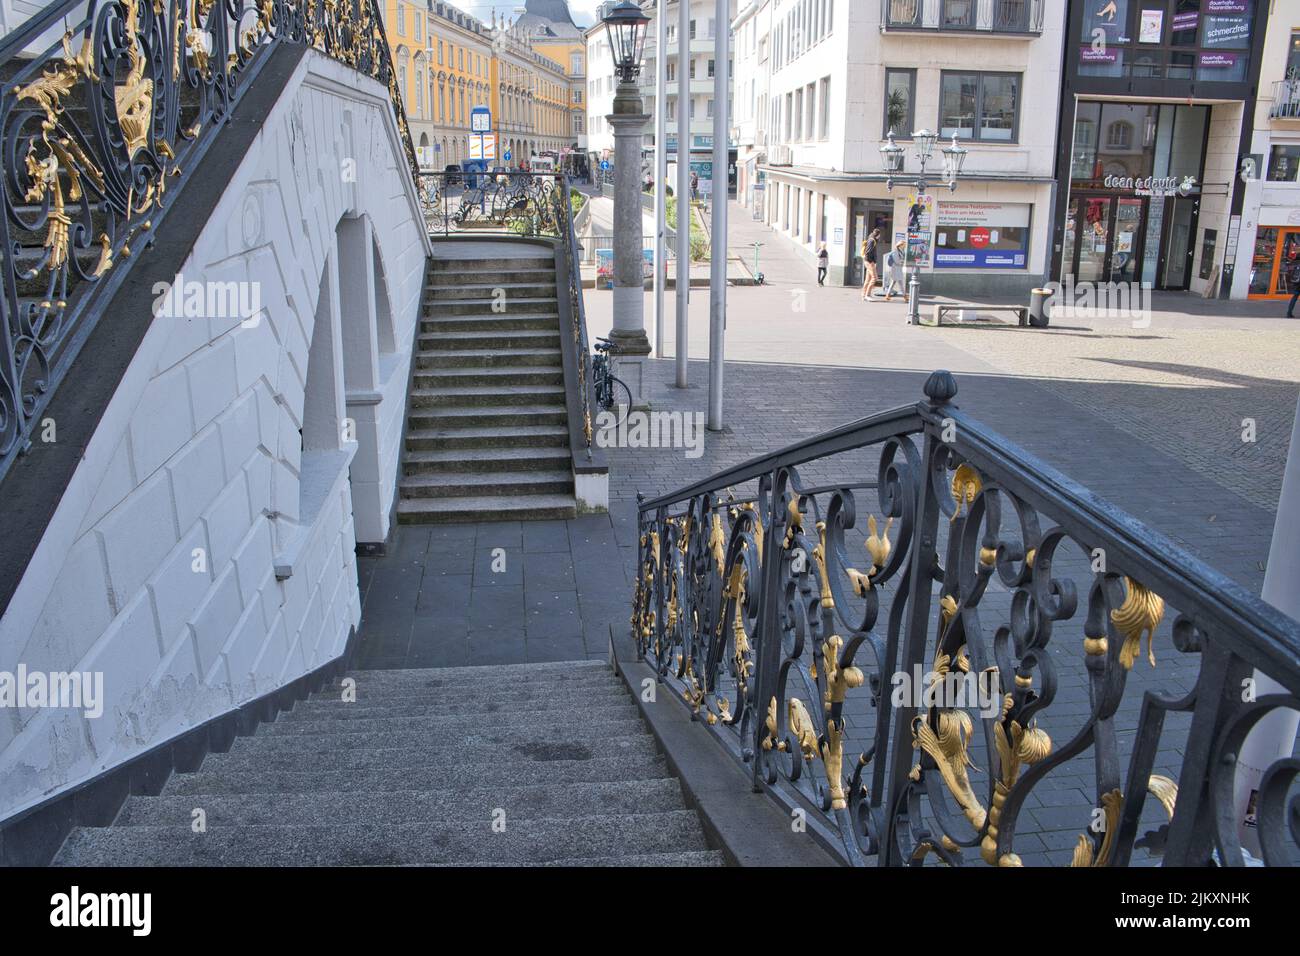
631,371,1300,867
882,0,1044,35
0,0,419,485
1272,79,1300,120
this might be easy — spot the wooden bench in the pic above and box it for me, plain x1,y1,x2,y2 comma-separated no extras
922,304,1030,327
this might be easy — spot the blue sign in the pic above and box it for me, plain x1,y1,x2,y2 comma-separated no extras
504,148,512,162
601,160,611,170
470,106,491,134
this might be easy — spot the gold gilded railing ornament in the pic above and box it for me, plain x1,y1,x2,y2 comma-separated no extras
813,521,836,609
821,635,864,715
865,514,893,575
1112,577,1166,669
788,698,819,763
820,636,864,811
981,695,1052,866
911,707,985,833
1068,776,1175,868
781,496,803,550
762,696,781,751
708,512,726,574
950,463,981,518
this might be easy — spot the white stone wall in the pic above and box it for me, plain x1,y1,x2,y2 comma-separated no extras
0,51,429,821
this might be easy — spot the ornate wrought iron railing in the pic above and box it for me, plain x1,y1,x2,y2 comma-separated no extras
417,169,566,239
0,0,419,484
553,173,594,458
631,371,1300,867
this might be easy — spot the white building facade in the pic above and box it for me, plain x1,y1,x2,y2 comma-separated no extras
1235,9,1300,302
734,0,1066,295
587,0,737,191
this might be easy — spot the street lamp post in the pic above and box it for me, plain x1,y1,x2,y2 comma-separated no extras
880,130,967,326
602,1,652,401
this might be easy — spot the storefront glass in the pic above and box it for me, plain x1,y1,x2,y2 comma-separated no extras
1248,228,1300,298
1076,0,1255,83
1063,101,1208,288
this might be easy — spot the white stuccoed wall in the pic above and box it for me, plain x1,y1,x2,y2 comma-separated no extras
0,50,429,821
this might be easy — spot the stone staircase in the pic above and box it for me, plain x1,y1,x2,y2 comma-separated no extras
399,246,579,524
51,661,724,866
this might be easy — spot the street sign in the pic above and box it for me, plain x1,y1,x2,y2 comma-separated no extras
470,134,496,161
600,160,610,171
504,148,512,162
470,106,491,134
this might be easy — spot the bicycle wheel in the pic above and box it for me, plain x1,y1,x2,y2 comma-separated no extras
601,376,633,426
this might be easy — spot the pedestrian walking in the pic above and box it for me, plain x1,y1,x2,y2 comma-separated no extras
1287,255,1300,318
882,239,906,301
861,229,881,301
690,170,699,202
816,244,829,286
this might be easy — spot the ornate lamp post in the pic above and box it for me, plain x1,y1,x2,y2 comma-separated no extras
603,1,653,378
880,130,967,326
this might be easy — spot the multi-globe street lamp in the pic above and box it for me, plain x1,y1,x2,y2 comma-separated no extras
600,2,653,402
880,129,968,326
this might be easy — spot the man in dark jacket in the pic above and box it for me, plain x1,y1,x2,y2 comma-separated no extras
1288,256,1300,318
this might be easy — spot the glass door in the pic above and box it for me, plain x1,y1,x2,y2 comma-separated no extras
1076,196,1112,282
1161,196,1197,290
1067,194,1148,283
1248,227,1300,299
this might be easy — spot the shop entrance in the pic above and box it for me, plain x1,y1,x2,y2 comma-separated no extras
1065,194,1148,283
1064,192,1200,289
847,199,894,287
1248,227,1300,299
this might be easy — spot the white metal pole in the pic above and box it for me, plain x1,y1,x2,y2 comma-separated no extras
675,0,690,388
707,0,727,431
654,0,668,358
1234,393,1300,858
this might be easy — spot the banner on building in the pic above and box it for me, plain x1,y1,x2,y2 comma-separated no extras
934,201,1031,269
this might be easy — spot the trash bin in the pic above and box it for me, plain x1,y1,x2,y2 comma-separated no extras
1029,287,1054,328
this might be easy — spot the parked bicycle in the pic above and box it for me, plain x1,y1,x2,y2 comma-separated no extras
592,337,632,426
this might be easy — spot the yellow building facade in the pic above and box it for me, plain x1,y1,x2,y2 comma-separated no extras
381,1,582,169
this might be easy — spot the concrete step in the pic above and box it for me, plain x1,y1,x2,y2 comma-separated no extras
339,659,609,682
426,282,557,300
399,469,574,499
202,735,658,775
409,384,567,409
160,753,671,796
256,708,642,739
421,314,559,334
52,810,709,866
292,685,634,718
427,298,558,317
403,446,571,475
416,347,562,369
407,405,568,429
527,851,726,867
413,366,564,390
429,256,554,273
113,779,687,827
397,494,577,524
425,268,556,287
419,329,561,350
404,424,569,451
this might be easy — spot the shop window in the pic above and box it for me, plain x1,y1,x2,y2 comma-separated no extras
1268,145,1300,183
939,72,1020,143
884,68,915,138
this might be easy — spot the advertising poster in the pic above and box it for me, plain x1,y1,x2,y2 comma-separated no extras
934,202,1031,269
1139,9,1163,43
905,194,934,268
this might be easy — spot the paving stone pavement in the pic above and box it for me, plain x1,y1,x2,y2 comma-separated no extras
351,216,1297,865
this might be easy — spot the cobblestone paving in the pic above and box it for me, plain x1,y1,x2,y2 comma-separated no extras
352,212,1297,865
